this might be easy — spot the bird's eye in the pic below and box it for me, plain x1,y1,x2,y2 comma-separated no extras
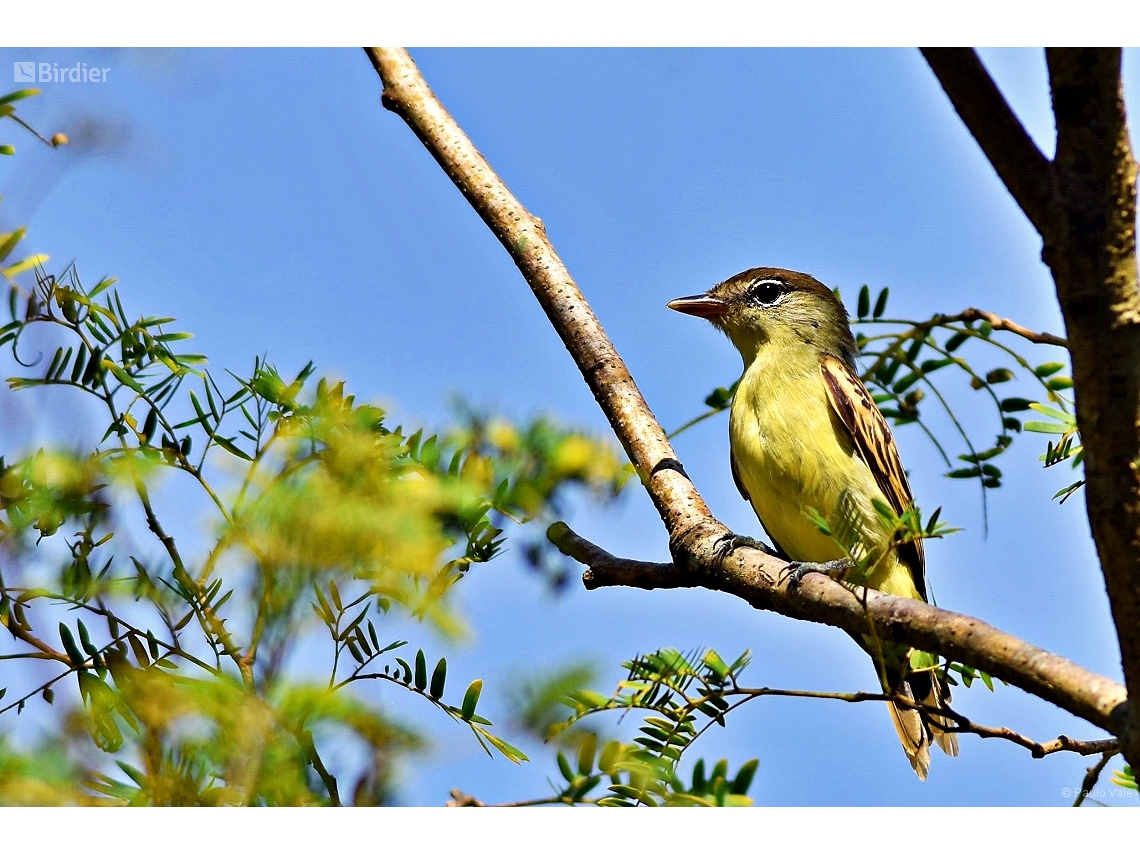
750,280,785,306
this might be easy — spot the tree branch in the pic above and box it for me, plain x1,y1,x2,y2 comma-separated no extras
925,308,1067,348
1072,750,1119,806
920,48,1059,236
1044,48,1140,769
550,522,1127,735
365,47,1129,745
701,685,1118,760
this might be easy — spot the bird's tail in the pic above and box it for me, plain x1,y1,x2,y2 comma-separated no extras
886,667,958,781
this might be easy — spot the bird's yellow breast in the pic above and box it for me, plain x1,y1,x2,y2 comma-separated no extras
728,344,919,599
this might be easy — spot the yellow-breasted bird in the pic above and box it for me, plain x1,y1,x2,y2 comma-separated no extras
669,267,958,779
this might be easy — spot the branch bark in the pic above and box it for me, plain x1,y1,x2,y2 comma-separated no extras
365,47,1131,757
922,47,1140,766
1046,49,1140,767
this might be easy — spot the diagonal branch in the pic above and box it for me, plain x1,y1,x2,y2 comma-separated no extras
549,522,1126,735
364,47,1129,742
921,48,1059,236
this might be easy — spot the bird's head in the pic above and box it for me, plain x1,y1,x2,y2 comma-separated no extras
668,267,858,367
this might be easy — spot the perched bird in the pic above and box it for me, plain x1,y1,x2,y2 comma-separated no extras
668,266,957,779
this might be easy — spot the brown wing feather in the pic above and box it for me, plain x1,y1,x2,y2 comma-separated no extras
819,355,927,602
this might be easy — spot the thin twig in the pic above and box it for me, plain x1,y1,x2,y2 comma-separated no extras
448,790,598,807
1073,750,1119,806
870,309,1067,348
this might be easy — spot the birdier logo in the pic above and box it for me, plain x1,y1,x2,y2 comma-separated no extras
13,61,110,83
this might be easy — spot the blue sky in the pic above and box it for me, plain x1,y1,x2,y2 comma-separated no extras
2,48,1138,806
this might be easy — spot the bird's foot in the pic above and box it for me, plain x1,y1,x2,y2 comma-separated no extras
714,533,777,563
783,558,854,590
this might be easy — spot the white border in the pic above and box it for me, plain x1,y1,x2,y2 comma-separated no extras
1,1,1139,48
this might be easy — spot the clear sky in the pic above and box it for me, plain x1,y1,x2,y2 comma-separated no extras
2,47,1138,807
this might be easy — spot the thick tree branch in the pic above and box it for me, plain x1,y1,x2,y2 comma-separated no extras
550,522,1127,735
365,47,1129,746
921,48,1059,236
1043,48,1140,768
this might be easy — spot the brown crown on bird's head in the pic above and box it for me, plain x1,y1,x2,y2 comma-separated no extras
668,267,858,367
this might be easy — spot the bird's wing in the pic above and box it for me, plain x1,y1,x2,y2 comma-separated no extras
819,354,927,601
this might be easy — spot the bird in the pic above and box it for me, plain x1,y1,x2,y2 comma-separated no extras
668,266,958,779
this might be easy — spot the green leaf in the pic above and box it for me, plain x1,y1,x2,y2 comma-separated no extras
429,657,447,699
104,360,144,394
703,650,729,681
557,751,575,783
0,228,27,263
1023,421,1068,434
77,620,99,657
45,347,64,381
731,758,759,795
127,633,150,668
1034,362,1065,378
598,741,621,774
946,466,981,479
565,689,609,710
89,277,117,298
483,732,528,763
999,397,1033,412
347,640,364,664
59,623,86,668
857,285,870,319
213,435,252,461
1028,402,1073,421
0,89,41,106
414,649,427,691
945,331,970,352
578,733,598,775
920,357,954,373
395,658,412,684
892,372,921,393
872,287,889,319
189,390,210,428
909,649,939,670
460,679,483,719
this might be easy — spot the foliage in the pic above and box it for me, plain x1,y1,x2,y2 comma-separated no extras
538,648,762,806
0,255,628,804
1112,765,1136,792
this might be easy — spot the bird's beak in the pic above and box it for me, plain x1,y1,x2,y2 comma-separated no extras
667,294,729,319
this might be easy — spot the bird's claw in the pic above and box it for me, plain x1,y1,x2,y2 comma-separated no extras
714,533,777,563
783,558,854,590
